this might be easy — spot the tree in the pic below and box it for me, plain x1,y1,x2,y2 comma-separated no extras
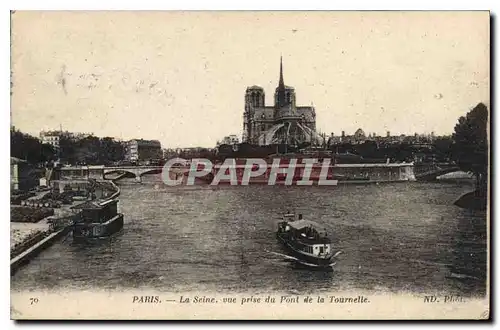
433,136,453,162
10,128,57,164
354,141,378,159
99,137,125,164
452,103,488,194
74,136,100,164
59,135,76,163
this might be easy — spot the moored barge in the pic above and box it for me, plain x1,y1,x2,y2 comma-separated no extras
70,199,124,241
203,160,339,185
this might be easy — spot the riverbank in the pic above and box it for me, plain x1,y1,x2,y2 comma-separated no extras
11,222,50,257
10,178,121,273
11,227,70,274
10,205,74,260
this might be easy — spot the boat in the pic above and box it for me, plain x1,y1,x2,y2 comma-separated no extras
69,198,124,241
275,213,339,268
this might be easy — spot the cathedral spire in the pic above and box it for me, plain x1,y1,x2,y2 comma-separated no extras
279,56,285,89
276,56,287,108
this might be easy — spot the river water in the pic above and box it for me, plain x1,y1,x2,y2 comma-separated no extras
11,176,487,297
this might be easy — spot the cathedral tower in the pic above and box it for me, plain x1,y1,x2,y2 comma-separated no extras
245,86,265,108
243,85,265,143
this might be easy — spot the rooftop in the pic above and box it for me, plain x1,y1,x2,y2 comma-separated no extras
246,85,264,90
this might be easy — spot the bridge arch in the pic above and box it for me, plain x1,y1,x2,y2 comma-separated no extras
138,168,163,177
103,166,165,183
103,169,137,181
414,164,460,181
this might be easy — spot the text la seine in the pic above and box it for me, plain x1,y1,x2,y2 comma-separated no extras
132,295,371,304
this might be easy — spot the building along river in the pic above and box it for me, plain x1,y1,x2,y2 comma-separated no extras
11,174,487,297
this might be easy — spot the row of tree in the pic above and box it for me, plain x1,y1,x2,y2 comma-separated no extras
327,138,453,163
11,129,56,165
10,129,125,166
59,136,125,165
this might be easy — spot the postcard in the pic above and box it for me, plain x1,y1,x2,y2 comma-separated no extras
10,10,490,320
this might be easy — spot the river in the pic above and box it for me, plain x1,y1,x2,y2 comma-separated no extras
11,176,487,297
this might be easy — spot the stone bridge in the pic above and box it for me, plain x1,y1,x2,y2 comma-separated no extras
414,163,460,181
103,166,165,182
53,163,461,183
54,165,188,183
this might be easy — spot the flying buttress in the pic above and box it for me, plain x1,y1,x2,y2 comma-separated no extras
258,123,285,145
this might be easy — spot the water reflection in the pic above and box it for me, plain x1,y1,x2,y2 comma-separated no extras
11,178,487,297
446,210,487,296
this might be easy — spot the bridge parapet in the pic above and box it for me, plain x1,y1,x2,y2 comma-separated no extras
414,163,456,174
57,165,179,183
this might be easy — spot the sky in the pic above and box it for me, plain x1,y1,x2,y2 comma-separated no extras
11,11,490,148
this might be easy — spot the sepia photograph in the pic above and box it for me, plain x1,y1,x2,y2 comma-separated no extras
9,10,490,320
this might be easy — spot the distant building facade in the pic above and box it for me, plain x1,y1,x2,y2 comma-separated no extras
327,129,439,146
217,134,240,146
39,130,94,153
125,139,162,162
40,131,62,151
242,57,319,146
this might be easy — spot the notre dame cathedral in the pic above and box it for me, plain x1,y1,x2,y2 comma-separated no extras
242,57,319,146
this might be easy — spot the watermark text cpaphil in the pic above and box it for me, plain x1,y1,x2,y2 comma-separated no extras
161,158,338,186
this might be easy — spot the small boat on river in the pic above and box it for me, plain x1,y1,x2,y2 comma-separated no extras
275,212,339,268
